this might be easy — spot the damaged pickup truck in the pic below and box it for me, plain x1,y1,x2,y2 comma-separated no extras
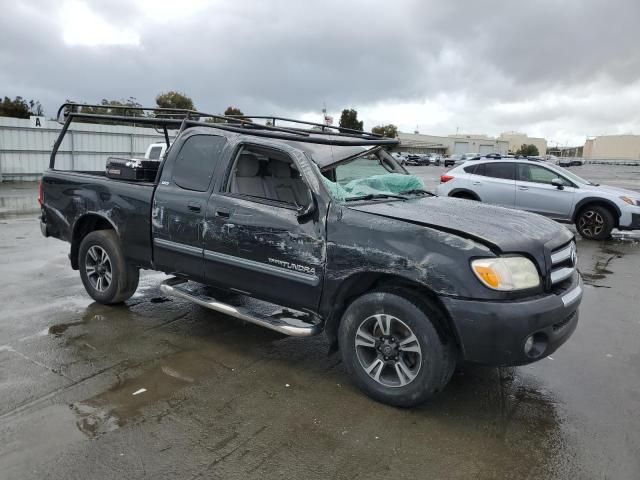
40,104,583,406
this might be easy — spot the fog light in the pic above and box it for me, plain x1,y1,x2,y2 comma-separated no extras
524,332,548,359
524,335,535,355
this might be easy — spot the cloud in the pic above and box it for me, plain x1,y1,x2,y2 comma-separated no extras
60,1,141,47
1,0,639,146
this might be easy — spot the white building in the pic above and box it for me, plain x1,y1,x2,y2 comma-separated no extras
397,132,509,156
497,131,547,155
583,135,640,160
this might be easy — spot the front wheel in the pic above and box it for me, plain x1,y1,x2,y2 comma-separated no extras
339,291,456,407
576,205,615,240
79,230,139,304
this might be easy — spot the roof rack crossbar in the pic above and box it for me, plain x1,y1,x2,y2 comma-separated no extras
183,119,398,146
54,103,399,147
223,115,385,138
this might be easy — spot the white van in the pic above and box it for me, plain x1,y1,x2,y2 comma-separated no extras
145,143,170,160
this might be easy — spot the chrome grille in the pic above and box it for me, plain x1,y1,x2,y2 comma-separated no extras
550,241,577,286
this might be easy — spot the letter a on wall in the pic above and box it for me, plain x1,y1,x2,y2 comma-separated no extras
30,116,46,128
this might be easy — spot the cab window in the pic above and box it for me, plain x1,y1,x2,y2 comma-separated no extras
173,135,226,192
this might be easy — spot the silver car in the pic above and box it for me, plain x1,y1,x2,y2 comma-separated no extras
437,159,640,239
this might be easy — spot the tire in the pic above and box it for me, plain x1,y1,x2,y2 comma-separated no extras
575,205,615,240
338,290,456,407
78,230,139,304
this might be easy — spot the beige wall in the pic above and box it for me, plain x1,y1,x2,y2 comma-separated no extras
582,135,640,160
498,132,547,155
397,132,508,155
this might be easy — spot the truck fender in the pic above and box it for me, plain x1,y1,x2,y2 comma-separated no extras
69,213,119,269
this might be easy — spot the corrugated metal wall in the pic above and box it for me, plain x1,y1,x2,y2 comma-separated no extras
0,116,174,181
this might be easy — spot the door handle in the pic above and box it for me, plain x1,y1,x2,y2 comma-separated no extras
518,186,529,191
472,181,482,185
187,202,202,212
215,209,231,218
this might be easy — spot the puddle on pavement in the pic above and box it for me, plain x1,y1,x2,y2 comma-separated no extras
71,349,224,437
579,235,639,287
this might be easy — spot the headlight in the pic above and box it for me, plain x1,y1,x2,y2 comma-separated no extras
471,256,540,291
620,196,640,207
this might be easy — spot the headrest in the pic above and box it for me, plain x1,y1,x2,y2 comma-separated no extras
269,160,291,178
236,154,260,177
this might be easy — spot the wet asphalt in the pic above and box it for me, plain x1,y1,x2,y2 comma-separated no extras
1,166,639,480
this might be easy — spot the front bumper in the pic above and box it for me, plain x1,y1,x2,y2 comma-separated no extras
440,274,582,366
618,212,640,231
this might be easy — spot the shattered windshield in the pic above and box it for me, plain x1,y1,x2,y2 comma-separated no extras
321,151,426,202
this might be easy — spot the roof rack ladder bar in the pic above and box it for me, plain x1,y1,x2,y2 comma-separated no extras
49,114,72,169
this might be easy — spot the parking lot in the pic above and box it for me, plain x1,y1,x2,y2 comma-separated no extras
1,165,640,479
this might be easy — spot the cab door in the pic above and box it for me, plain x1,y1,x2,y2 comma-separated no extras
515,163,576,220
152,133,227,281
203,145,325,311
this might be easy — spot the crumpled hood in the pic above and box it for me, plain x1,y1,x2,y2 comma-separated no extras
349,196,573,253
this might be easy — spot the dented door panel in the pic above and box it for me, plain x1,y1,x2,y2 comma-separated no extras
203,194,325,311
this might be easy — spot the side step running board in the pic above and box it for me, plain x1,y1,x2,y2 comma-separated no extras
160,277,322,337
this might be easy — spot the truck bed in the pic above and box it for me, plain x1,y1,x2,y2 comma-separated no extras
41,170,156,269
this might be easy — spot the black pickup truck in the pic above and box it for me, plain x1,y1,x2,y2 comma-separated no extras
40,104,582,406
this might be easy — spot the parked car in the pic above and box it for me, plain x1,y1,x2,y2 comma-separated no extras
558,158,573,167
40,103,583,407
444,154,463,167
437,158,640,239
405,154,430,166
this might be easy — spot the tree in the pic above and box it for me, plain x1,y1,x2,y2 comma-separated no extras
224,106,252,123
515,144,540,156
68,97,144,124
339,108,363,131
0,96,43,118
78,97,144,117
224,106,244,116
155,91,195,111
371,124,398,138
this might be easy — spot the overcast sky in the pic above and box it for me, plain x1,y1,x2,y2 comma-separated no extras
2,0,639,146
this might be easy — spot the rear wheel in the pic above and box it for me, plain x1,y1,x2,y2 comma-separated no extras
339,290,456,407
79,230,139,304
576,205,615,240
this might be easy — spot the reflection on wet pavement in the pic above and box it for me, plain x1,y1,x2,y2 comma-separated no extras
578,234,639,287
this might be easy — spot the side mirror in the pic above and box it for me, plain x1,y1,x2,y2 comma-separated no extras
296,190,316,221
551,178,564,190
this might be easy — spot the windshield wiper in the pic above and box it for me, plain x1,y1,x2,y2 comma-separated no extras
398,188,436,197
345,193,408,202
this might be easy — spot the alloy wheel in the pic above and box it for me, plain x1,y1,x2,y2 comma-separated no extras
85,246,112,292
354,314,422,388
578,210,604,237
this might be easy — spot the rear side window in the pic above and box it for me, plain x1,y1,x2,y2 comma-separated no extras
148,146,163,160
480,162,515,180
463,164,477,174
173,135,226,192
